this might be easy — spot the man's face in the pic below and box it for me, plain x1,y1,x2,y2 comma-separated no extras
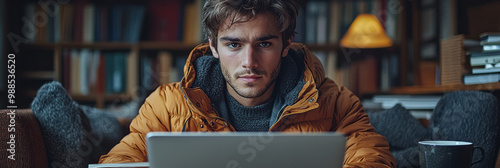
209,12,292,106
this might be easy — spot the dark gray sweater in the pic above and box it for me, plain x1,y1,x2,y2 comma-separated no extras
225,90,275,131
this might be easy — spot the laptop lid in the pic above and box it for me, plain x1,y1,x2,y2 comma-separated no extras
146,132,346,168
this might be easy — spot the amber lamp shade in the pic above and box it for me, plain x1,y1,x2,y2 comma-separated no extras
340,14,392,48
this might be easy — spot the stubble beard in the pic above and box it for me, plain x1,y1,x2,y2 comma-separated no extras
221,61,281,99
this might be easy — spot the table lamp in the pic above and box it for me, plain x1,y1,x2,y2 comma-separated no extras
339,13,393,95
340,13,392,48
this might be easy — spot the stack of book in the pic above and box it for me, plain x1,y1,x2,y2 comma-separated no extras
464,32,500,85
362,95,442,120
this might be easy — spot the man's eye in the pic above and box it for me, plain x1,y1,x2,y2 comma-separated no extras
259,42,271,48
227,43,240,49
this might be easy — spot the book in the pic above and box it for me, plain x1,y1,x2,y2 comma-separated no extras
472,68,500,74
46,6,54,43
305,1,319,44
325,51,337,81
98,5,108,42
293,7,306,43
463,73,500,85
480,32,500,43
328,1,341,43
109,5,124,42
157,51,173,85
183,0,203,44
24,3,36,43
316,1,329,44
469,51,500,66
127,50,138,96
114,52,127,93
60,3,74,42
174,56,188,82
128,5,146,43
370,95,442,110
140,55,155,90
340,1,353,39
483,44,500,52
148,0,181,42
73,0,87,42
95,52,106,94
83,4,95,43
88,50,101,92
70,49,81,94
79,49,91,95
104,52,114,93
62,49,71,90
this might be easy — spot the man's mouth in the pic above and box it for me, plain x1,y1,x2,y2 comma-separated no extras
239,75,262,82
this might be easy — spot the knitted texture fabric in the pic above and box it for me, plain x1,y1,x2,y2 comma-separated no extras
430,91,500,168
31,81,123,167
31,81,90,167
367,104,431,151
79,105,123,163
225,90,274,131
367,104,431,168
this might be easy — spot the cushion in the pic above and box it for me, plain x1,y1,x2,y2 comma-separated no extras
367,104,431,151
430,91,500,168
31,81,123,167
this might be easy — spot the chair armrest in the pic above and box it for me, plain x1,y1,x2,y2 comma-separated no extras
0,109,48,167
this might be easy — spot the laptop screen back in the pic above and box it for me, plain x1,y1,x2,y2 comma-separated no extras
146,132,346,168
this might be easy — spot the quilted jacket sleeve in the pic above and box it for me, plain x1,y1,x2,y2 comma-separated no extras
334,86,397,168
98,87,170,163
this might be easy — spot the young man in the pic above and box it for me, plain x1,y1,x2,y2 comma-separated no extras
100,0,396,167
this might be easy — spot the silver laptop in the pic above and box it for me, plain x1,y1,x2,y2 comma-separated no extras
146,132,346,168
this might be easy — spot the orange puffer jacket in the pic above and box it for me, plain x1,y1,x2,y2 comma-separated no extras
99,43,397,167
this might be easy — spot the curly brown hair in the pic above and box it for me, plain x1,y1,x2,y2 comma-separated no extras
202,0,299,45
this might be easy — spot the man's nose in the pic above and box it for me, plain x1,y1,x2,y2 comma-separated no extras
242,46,258,69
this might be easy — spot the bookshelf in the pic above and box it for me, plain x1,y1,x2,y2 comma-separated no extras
6,0,500,108
6,0,204,108
16,41,198,108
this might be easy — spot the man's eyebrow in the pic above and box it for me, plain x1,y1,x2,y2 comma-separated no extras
219,35,279,42
219,36,242,42
256,35,278,41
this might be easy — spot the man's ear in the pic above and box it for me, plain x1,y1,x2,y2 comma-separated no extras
281,36,293,57
209,37,219,58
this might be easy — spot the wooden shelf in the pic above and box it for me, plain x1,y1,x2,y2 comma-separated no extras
71,93,134,108
389,83,500,94
139,41,198,50
70,93,133,102
23,42,199,51
21,71,55,80
26,90,133,108
306,44,340,51
25,42,135,50
305,43,400,52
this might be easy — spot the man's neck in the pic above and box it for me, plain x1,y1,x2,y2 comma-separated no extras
226,83,276,107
